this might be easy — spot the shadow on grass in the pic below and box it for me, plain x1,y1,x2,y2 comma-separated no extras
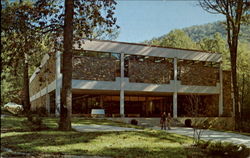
1,129,192,156
92,147,187,158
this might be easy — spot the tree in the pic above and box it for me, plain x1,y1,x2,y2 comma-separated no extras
59,0,74,130
59,0,118,130
34,0,118,130
200,0,250,130
199,32,231,69
146,29,198,49
1,0,49,114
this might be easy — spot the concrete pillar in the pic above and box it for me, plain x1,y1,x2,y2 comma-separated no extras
173,57,178,118
120,53,125,117
219,63,223,116
55,51,62,116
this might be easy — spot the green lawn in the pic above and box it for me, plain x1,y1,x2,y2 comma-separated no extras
1,115,194,158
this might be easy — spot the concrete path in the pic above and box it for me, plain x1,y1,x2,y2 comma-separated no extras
72,124,250,147
153,126,250,147
72,124,141,132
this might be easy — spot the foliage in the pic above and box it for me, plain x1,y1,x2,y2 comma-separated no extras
204,141,250,158
146,29,198,49
200,0,249,130
184,21,250,42
145,21,250,44
1,0,52,110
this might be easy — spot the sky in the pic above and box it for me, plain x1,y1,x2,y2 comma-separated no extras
114,1,225,43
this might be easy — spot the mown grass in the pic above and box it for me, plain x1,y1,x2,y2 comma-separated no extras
1,115,193,158
43,117,144,129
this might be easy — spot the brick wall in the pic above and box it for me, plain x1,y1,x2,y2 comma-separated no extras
72,56,117,81
128,60,173,84
179,61,219,86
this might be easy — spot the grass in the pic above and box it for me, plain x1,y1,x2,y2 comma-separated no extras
3,115,248,158
1,115,193,158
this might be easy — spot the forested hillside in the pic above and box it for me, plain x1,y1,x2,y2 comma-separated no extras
146,21,250,43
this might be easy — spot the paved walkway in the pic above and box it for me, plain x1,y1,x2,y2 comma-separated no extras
152,126,250,147
73,124,250,147
72,124,141,132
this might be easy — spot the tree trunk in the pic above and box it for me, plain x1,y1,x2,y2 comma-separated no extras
59,0,73,131
230,45,240,130
23,53,31,114
0,47,2,106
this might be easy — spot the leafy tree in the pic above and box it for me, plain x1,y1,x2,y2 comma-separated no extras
60,0,118,130
200,0,249,130
199,32,231,69
1,0,50,113
33,0,118,130
161,30,198,49
147,29,198,49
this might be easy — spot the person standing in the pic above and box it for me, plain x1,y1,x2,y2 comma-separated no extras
166,113,172,130
160,112,167,130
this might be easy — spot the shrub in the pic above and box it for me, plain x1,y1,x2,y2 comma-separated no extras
206,141,250,158
185,119,192,127
131,119,138,125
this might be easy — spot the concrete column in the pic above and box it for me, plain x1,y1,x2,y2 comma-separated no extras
55,51,62,116
219,63,223,116
173,57,178,118
120,53,125,117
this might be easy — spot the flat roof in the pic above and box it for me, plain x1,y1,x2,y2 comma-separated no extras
76,39,221,62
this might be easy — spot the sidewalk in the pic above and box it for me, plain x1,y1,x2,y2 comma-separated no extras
152,126,250,147
72,124,250,148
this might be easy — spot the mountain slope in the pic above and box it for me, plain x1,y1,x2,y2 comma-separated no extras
148,21,250,43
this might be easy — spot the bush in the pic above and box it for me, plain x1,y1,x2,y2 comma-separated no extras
185,119,192,127
206,141,250,158
131,119,138,125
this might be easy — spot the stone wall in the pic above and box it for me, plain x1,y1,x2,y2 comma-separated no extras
179,61,219,86
223,71,233,116
128,60,173,84
30,55,56,97
72,56,117,81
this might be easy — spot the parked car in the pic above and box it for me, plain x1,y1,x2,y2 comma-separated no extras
4,102,23,114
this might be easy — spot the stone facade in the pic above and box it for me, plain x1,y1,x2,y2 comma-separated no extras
72,56,117,81
128,60,173,84
30,55,56,97
223,71,233,116
179,61,219,86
